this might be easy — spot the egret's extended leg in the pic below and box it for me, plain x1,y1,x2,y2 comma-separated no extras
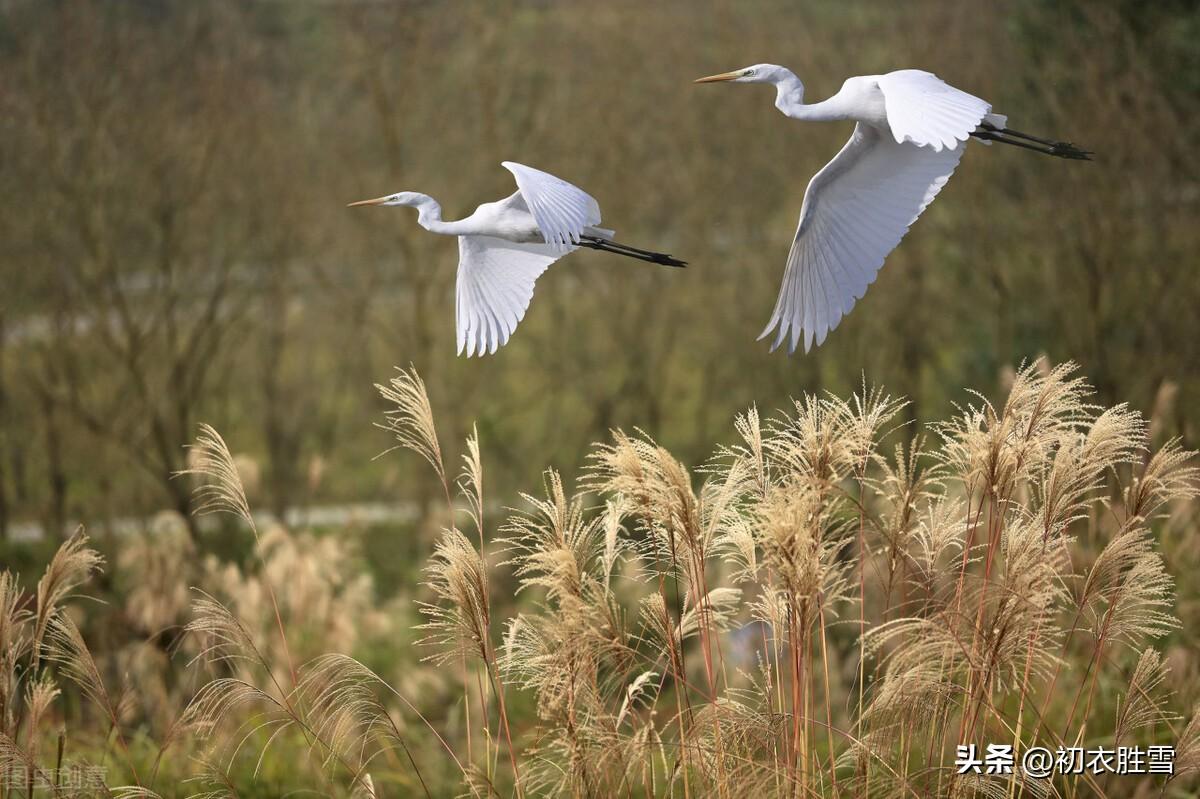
578,236,687,268
973,123,1093,160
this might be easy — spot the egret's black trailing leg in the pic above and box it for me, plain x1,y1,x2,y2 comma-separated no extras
972,122,1092,160
579,236,687,267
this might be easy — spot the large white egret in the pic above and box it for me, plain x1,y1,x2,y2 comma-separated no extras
695,65,1090,354
349,161,685,357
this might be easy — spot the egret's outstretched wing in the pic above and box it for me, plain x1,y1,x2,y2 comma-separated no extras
760,123,964,354
878,70,991,151
501,161,601,249
455,235,570,357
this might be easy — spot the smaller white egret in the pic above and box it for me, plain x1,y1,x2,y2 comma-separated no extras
695,64,1091,354
350,161,685,357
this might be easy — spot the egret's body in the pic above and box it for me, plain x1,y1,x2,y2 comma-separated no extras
350,161,684,357
696,64,1090,354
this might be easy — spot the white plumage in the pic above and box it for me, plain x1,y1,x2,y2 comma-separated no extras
501,161,602,250
696,65,1011,353
764,122,964,353
349,161,682,357
454,236,563,357
877,70,997,150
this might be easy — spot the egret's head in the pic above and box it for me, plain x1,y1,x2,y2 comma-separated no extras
693,63,789,85
346,191,423,208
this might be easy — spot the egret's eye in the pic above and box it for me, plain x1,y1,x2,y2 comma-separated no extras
744,69,755,76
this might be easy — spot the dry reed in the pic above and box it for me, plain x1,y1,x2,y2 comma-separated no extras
0,360,1196,798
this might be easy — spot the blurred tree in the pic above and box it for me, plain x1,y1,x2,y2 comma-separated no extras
0,0,1195,536
1,2,293,537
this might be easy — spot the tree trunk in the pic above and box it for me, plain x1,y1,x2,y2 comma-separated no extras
39,393,68,542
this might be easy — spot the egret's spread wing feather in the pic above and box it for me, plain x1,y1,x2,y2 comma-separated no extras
760,123,965,354
501,161,601,250
493,190,528,212
455,235,569,357
878,70,991,151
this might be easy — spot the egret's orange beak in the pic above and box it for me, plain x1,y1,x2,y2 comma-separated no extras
693,70,741,84
347,195,389,208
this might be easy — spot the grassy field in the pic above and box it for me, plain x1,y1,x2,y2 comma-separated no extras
2,362,1198,797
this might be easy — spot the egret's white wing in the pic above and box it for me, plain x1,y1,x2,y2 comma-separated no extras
501,161,601,250
456,235,570,357
877,70,991,151
760,123,964,354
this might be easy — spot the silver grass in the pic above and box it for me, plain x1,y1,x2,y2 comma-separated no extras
375,366,446,484
418,528,491,665
1113,648,1174,744
178,424,257,534
43,613,116,720
32,530,103,670
7,363,1185,798
1080,522,1179,649
1173,705,1200,784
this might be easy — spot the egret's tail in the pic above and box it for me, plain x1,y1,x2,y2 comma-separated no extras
584,225,616,240
971,121,1092,160
579,235,687,268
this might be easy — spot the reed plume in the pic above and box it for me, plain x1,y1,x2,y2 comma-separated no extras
1,360,1195,798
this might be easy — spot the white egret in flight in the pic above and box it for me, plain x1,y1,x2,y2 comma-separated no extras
350,161,685,357
695,65,1090,354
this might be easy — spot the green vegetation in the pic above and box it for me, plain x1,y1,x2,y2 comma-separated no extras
2,363,1199,797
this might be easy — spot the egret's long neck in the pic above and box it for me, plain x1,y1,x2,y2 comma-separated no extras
409,194,463,235
772,71,805,115
772,71,844,122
